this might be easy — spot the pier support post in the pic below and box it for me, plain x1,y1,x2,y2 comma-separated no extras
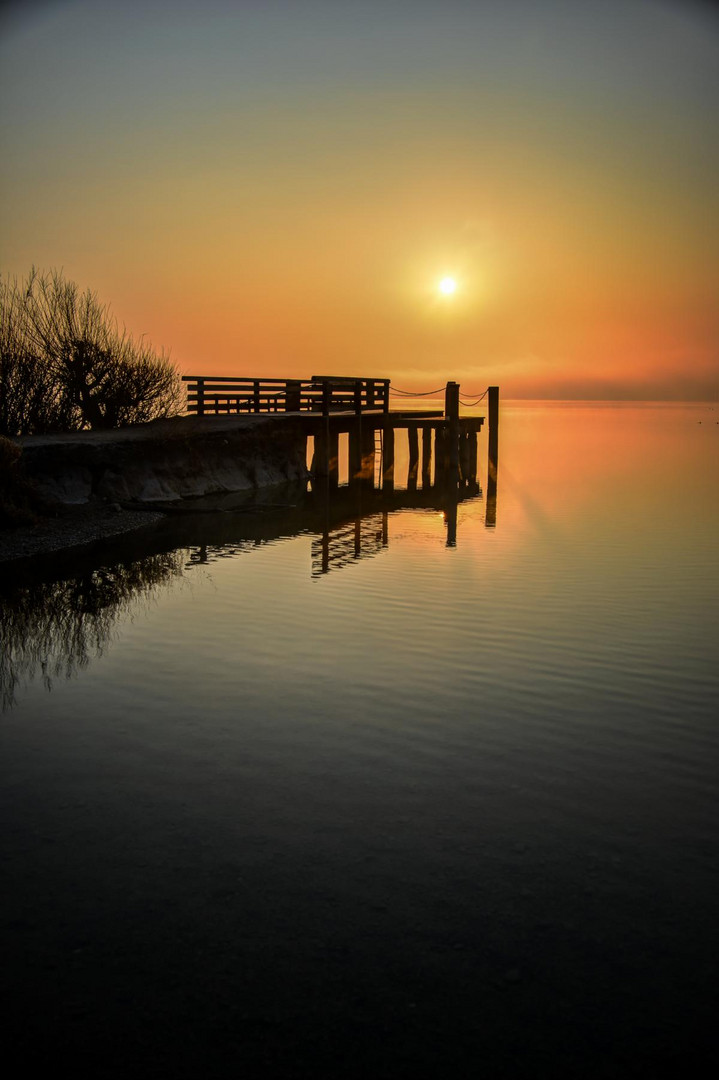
488,385,499,479
469,431,478,481
328,429,339,487
486,471,497,528
383,422,395,491
360,423,375,485
349,421,362,484
459,430,471,481
313,423,330,478
408,424,419,490
486,386,499,527
434,424,447,486
421,427,432,488
446,381,460,479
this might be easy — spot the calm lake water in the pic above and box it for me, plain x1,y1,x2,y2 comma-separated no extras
2,402,718,1077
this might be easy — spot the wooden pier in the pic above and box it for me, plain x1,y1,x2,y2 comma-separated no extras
182,374,499,493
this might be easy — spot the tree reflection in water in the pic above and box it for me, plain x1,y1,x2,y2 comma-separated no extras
1,473,487,711
0,551,185,711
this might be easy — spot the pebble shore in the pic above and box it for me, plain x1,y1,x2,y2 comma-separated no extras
0,503,164,564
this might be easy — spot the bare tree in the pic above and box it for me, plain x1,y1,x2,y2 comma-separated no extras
0,268,182,435
0,275,71,435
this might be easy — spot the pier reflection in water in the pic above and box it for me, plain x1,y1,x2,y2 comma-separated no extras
0,455,491,710
309,477,481,576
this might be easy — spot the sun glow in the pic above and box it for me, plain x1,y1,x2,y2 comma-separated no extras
438,276,457,296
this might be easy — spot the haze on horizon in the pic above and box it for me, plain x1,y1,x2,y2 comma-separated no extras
1,0,717,401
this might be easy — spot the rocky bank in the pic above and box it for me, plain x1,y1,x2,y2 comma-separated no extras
1,414,310,563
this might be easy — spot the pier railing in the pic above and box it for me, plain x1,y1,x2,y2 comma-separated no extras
182,376,390,416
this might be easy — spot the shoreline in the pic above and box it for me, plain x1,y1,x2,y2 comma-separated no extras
0,503,165,565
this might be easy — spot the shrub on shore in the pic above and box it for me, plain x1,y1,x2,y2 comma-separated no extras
0,268,182,436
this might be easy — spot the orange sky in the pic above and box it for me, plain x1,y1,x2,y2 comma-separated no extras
1,0,717,399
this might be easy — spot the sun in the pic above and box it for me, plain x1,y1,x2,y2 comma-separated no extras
438,276,457,296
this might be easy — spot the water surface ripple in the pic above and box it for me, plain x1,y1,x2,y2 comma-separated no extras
1,403,717,1077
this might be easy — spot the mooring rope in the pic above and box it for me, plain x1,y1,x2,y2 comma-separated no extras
389,385,446,397
391,384,490,407
459,388,489,407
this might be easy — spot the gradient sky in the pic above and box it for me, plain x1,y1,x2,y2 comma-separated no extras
1,0,717,398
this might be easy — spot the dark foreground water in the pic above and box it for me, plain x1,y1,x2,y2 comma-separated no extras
2,403,718,1077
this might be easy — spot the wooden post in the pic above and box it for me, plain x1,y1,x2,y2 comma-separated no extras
382,380,390,414
446,381,460,479
328,430,339,487
360,423,375,484
485,385,499,526
314,423,329,477
407,424,419,490
253,380,261,413
421,426,432,488
322,380,331,416
383,422,395,491
196,378,205,416
367,381,375,408
354,380,363,415
349,420,362,483
434,423,447,485
285,379,301,412
488,385,499,479
469,431,478,481
459,429,471,480
485,472,497,528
